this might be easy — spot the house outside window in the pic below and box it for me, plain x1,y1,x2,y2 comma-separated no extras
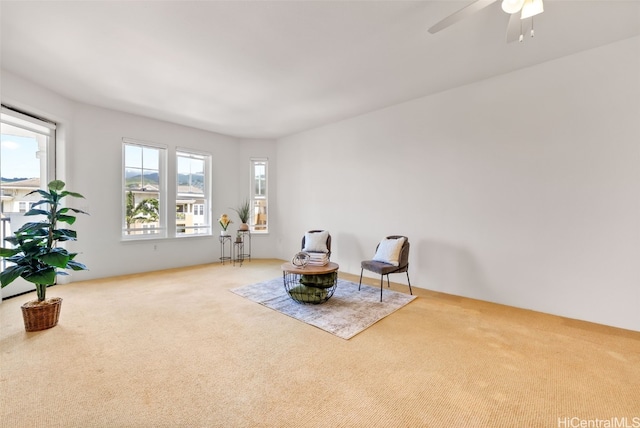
123,139,166,238
250,158,268,233
176,150,211,236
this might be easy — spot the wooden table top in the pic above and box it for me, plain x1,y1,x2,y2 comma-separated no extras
281,261,339,275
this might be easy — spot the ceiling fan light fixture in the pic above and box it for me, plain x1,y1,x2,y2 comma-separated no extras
521,0,544,19
501,0,525,14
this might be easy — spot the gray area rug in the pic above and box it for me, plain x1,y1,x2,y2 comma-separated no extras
230,278,416,339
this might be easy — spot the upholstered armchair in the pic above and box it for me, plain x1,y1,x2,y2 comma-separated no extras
359,235,412,301
301,229,331,259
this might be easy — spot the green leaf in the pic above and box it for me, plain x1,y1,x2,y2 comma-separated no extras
0,265,27,287
24,189,43,198
39,249,71,269
24,267,56,285
29,189,54,201
16,222,49,234
12,239,43,253
3,236,18,245
0,247,20,257
67,260,88,271
24,208,49,217
57,214,77,225
5,254,29,264
59,207,89,216
60,190,85,199
28,230,49,239
56,229,77,239
48,180,65,191
30,200,50,208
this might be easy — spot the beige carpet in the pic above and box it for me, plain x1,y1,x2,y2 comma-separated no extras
1,259,639,428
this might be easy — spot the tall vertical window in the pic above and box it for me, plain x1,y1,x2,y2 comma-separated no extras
1,105,55,298
176,150,211,236
123,139,166,238
250,158,268,233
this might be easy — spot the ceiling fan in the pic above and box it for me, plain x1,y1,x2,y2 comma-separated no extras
428,0,544,43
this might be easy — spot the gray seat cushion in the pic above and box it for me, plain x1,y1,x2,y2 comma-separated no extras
361,260,401,275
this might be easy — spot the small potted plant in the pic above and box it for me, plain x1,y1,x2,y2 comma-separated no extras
0,180,88,332
232,199,251,231
218,213,232,236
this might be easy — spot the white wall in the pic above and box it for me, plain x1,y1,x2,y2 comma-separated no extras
1,70,279,284
276,36,640,332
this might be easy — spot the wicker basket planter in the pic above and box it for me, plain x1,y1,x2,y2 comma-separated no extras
21,297,63,332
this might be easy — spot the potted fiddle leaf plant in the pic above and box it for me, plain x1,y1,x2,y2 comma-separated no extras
232,199,251,231
0,180,88,332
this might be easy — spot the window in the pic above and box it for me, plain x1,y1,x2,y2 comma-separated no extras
176,150,211,236
18,201,35,213
123,139,166,238
1,105,55,297
250,158,268,233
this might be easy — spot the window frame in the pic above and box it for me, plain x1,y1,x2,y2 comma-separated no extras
175,148,212,237
122,138,167,240
250,157,268,234
1,106,56,297
1,105,56,187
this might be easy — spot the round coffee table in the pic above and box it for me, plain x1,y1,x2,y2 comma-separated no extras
281,261,340,304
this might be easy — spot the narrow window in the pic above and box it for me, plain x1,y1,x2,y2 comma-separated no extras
176,150,211,236
1,105,56,298
123,139,166,238
250,158,268,233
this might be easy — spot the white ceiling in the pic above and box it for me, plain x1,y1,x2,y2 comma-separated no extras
1,1,639,139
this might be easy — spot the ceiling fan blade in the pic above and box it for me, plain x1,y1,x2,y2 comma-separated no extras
506,12,521,43
428,0,499,34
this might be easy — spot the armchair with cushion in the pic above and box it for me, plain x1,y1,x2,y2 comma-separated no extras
301,229,331,258
359,235,412,301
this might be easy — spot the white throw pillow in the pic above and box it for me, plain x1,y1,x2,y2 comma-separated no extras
372,237,405,266
303,230,329,253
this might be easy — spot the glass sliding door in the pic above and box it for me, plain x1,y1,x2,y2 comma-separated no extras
1,106,55,299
